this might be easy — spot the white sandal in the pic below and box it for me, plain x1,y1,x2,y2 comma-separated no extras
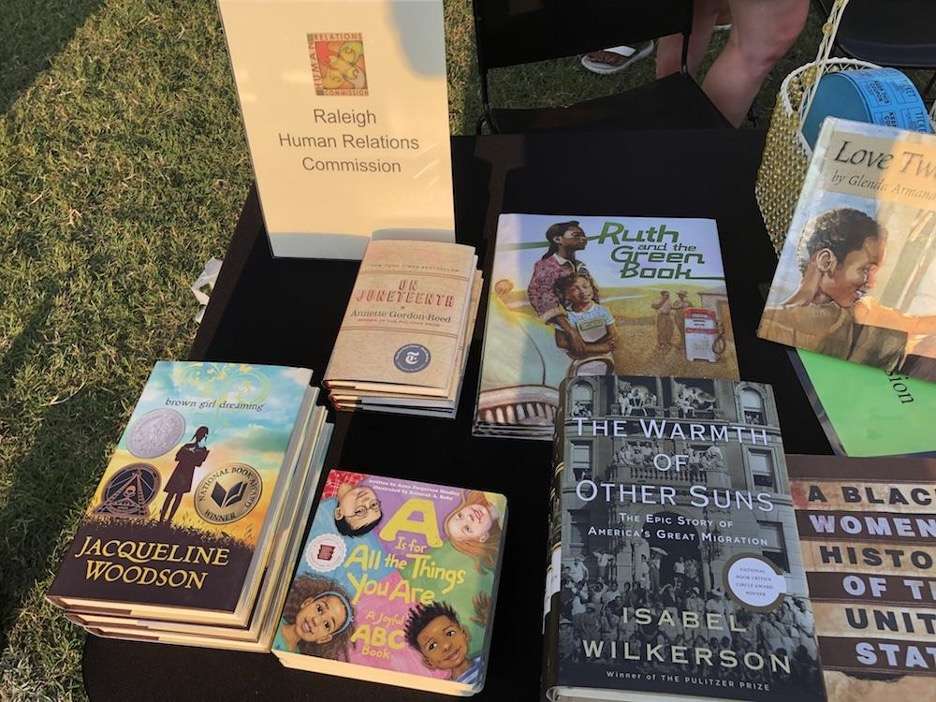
580,41,655,75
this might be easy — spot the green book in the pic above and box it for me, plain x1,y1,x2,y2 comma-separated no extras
793,349,936,457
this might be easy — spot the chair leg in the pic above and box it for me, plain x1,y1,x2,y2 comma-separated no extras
924,71,936,103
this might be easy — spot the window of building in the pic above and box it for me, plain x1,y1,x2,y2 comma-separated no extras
758,521,789,573
571,442,592,481
570,510,588,549
570,382,594,418
749,449,775,490
741,388,766,425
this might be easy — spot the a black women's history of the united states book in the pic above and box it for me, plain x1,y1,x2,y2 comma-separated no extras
541,374,827,702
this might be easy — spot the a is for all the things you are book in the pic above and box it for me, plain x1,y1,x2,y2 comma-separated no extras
273,470,507,696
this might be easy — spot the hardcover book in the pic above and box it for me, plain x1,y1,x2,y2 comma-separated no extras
48,361,316,626
788,454,936,701
759,118,936,381
273,469,507,696
790,349,936,457
67,414,333,652
474,214,739,441
325,239,482,417
542,375,825,702
217,0,455,259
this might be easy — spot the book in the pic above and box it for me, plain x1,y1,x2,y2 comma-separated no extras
325,239,483,417
790,348,936,457
273,469,508,696
473,214,739,441
788,454,936,700
542,374,825,702
218,0,455,259
48,361,317,628
758,118,936,381
67,417,333,652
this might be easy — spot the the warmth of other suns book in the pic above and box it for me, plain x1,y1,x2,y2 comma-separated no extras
47,361,317,627
542,374,826,702
273,469,507,696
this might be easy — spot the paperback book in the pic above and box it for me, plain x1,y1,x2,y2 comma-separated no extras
48,361,317,628
542,375,825,702
273,469,507,696
789,454,936,700
759,118,936,381
474,214,739,441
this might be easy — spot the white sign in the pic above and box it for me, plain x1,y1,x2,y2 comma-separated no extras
218,0,456,259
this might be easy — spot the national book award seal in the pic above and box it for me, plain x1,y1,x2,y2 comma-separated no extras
194,463,262,524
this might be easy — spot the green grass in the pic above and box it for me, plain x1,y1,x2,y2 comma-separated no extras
0,1,928,699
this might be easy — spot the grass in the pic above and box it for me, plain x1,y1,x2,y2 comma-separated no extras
0,1,929,699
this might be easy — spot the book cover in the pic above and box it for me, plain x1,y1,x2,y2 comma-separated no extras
759,119,936,381
543,375,825,702
49,361,312,613
788,454,936,701
474,214,739,441
325,240,477,393
273,469,506,690
791,349,936,457
217,0,455,259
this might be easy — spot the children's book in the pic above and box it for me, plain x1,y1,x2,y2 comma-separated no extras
788,454,936,701
759,119,936,381
48,361,316,627
473,214,739,441
542,375,826,702
273,470,507,696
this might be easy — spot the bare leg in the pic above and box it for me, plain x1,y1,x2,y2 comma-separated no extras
702,0,809,126
657,0,722,78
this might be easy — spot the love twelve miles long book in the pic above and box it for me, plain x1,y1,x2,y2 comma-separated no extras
273,469,507,696
542,375,826,702
474,214,739,441
758,118,936,381
48,361,318,628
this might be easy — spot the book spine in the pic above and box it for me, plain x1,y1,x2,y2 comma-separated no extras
540,380,566,697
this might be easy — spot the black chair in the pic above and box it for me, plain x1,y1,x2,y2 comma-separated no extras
814,0,936,99
471,0,730,133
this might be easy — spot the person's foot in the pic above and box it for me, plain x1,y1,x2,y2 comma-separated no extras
581,41,654,75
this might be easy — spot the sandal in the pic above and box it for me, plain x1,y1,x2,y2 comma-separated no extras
580,41,654,75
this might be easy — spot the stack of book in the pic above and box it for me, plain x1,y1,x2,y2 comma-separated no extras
272,469,507,696
324,239,482,418
47,361,332,652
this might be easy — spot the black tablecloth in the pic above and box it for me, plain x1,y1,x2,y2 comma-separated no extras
83,129,831,702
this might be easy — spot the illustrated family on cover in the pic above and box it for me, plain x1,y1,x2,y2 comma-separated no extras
527,220,713,378
275,470,505,688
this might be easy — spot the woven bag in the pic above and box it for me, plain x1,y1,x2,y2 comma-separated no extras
755,0,878,253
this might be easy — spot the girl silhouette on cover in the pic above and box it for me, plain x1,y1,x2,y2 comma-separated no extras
276,575,355,660
443,491,503,573
158,425,209,525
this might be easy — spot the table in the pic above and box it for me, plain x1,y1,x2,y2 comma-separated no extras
83,129,832,701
